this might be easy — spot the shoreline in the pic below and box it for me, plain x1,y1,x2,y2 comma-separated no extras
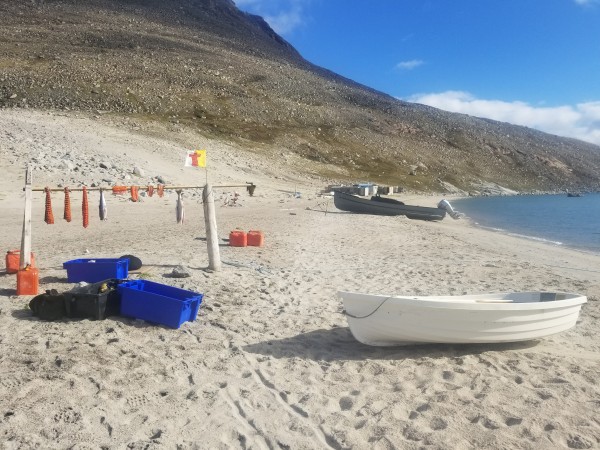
449,193,600,257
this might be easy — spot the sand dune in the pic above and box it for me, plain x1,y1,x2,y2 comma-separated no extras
1,110,599,449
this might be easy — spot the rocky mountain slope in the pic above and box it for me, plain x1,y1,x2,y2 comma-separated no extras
1,0,600,193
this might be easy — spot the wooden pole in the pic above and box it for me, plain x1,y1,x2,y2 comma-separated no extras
202,184,221,271
20,166,32,269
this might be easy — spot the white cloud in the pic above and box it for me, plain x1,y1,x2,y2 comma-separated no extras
264,9,304,35
395,59,424,71
407,91,600,146
574,0,599,5
234,0,308,35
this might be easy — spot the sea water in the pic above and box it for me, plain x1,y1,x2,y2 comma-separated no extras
450,193,600,254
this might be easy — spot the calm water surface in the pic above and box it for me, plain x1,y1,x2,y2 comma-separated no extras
451,193,600,254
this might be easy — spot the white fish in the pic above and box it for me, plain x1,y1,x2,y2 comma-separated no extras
99,189,107,221
176,190,184,224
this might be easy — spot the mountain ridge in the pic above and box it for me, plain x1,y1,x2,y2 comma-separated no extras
1,0,599,193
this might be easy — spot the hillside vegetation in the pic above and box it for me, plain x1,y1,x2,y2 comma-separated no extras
1,0,600,193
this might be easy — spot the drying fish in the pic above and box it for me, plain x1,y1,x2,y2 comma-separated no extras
63,187,72,222
82,186,89,228
44,187,55,224
176,190,185,224
112,185,128,195
99,189,107,221
130,186,139,202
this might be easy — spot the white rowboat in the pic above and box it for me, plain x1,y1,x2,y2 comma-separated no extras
338,291,587,346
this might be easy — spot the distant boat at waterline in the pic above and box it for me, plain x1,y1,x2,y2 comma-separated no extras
338,291,587,346
333,191,446,221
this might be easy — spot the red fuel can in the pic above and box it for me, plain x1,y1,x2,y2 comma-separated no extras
247,230,264,247
229,230,247,247
17,267,39,296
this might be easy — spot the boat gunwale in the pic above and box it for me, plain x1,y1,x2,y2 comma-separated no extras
338,291,588,312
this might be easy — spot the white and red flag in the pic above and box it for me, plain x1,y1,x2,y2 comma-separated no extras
184,150,206,167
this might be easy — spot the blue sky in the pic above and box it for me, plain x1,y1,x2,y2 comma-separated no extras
235,0,600,146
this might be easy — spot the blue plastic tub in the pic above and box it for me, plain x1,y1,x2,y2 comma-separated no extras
117,280,203,329
63,258,129,283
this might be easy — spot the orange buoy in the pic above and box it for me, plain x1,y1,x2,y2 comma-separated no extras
157,184,165,198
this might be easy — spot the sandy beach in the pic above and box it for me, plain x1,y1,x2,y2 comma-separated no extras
1,110,599,449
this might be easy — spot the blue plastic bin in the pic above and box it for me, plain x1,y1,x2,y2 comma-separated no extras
117,280,203,329
63,258,129,283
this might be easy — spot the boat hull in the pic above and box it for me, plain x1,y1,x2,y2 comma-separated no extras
338,291,587,346
333,191,446,221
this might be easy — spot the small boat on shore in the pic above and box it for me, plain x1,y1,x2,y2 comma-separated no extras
338,291,587,346
333,191,446,221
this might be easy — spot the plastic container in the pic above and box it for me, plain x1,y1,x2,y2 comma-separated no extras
64,279,123,320
118,280,203,329
229,230,247,247
63,258,129,283
17,267,39,296
247,230,264,247
6,250,36,274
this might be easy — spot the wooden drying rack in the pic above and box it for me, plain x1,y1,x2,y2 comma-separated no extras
18,167,256,272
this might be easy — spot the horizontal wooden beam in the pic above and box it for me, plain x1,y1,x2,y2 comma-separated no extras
27,183,256,195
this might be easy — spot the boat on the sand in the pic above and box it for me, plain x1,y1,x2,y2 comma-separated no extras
338,291,587,346
333,190,446,221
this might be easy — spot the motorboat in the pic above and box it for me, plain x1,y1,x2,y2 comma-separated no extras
333,190,446,221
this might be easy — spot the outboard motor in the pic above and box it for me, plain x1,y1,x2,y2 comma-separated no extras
437,199,464,219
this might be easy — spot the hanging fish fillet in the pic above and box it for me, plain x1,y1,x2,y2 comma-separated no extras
99,189,107,221
44,187,55,224
130,186,139,202
64,187,72,222
82,186,89,228
176,190,185,224
112,185,128,195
